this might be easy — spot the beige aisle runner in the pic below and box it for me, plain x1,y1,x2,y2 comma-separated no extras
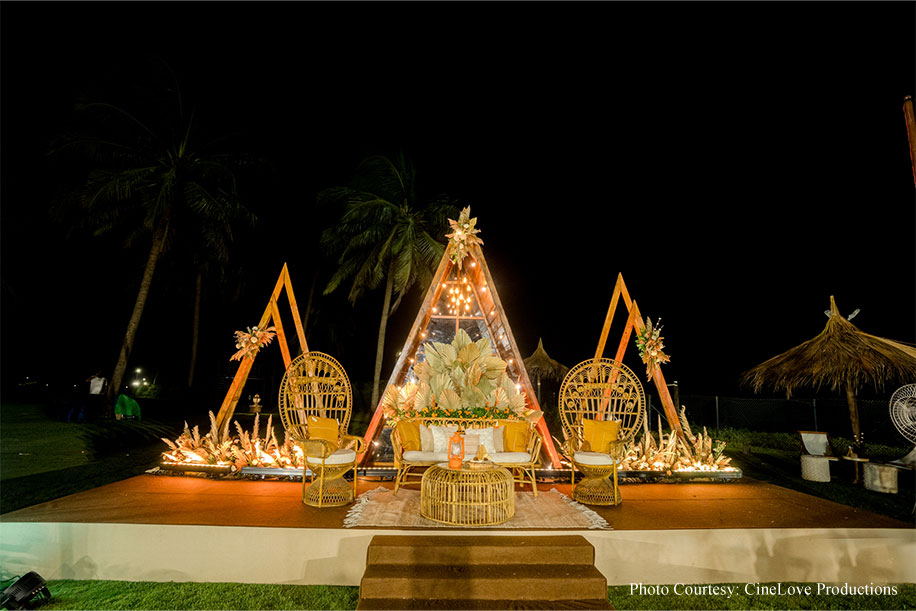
343,487,610,529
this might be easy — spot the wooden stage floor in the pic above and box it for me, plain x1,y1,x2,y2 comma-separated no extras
2,474,913,587
1,473,910,531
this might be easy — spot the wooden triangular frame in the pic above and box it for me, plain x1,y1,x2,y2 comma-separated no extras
594,273,684,439
214,263,308,434
360,241,563,468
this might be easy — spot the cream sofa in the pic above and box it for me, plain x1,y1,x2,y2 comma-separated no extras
390,417,542,496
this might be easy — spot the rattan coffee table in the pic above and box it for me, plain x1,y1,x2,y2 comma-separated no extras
420,463,515,526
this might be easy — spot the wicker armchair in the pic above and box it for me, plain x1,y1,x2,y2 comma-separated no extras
557,358,645,506
391,417,542,496
278,352,365,507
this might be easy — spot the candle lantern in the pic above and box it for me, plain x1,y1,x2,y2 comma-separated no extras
448,429,465,469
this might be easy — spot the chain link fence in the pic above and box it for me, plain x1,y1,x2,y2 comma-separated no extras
644,393,901,445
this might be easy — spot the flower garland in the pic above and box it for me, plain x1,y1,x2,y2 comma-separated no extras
230,325,277,361
635,317,670,380
445,206,483,269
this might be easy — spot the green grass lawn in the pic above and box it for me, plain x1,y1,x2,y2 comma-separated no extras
20,580,916,610
33,580,359,610
0,403,96,479
0,401,179,514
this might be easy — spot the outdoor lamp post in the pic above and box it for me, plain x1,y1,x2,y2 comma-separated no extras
448,429,465,469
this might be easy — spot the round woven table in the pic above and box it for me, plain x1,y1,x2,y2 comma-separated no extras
420,463,515,526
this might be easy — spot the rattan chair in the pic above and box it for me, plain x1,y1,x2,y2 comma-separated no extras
278,352,365,507
557,358,645,506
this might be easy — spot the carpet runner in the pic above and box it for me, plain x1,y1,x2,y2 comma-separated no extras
344,487,611,530
357,534,613,610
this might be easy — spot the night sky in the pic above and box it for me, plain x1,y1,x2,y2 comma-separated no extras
2,3,914,409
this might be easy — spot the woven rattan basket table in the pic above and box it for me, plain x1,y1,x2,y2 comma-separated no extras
420,462,515,526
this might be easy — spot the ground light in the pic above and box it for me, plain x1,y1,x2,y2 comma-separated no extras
1,572,51,610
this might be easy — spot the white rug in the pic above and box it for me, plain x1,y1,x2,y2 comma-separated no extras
343,487,610,530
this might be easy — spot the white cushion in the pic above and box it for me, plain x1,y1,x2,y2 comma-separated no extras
463,432,481,458
492,426,504,452
465,427,499,455
574,451,619,466
403,450,448,462
306,448,357,465
430,425,458,453
419,424,434,452
491,451,533,464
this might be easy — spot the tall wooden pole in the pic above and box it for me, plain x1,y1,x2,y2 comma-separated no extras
904,96,916,187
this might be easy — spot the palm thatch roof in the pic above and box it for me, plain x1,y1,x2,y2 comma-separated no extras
742,296,916,397
524,338,569,382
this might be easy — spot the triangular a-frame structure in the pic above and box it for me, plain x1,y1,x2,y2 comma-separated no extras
360,240,563,468
214,263,308,434
594,273,683,439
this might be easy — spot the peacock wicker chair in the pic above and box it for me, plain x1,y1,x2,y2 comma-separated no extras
557,358,645,506
278,351,365,507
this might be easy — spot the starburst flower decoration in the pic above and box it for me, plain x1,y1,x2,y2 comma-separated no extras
230,325,277,361
445,206,483,269
635,317,670,380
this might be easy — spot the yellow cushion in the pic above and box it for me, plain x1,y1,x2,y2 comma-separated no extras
501,420,531,452
582,418,618,454
307,415,340,452
396,420,422,452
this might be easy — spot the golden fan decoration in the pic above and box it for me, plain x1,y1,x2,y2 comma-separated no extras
445,206,483,269
635,317,670,380
230,325,277,361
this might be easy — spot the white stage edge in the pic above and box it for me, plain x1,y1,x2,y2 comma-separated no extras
1,522,913,586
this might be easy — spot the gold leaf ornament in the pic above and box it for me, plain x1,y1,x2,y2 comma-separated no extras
445,206,484,269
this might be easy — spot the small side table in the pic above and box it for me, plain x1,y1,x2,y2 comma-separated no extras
842,456,869,485
420,462,514,526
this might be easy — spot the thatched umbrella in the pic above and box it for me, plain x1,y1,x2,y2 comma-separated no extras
524,338,570,404
742,296,916,450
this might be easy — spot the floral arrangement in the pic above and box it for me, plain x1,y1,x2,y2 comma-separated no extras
382,328,541,424
230,325,277,361
445,206,483,269
635,316,670,380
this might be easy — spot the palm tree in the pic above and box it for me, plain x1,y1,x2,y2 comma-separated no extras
52,88,254,408
320,153,458,410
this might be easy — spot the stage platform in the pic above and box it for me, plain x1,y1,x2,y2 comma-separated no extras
1,475,913,587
